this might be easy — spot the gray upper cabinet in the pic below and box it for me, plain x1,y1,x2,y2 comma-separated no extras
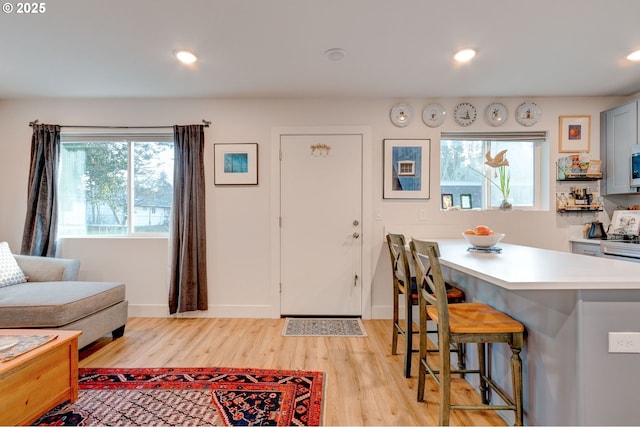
600,100,639,195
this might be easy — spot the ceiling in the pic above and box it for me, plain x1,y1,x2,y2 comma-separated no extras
1,0,640,99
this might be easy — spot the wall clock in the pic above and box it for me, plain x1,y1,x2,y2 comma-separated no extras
515,101,541,126
485,102,508,127
422,103,446,127
390,103,413,127
453,102,477,127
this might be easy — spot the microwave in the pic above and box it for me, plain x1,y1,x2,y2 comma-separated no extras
632,144,640,187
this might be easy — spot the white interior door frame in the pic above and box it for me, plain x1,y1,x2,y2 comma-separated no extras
270,126,373,318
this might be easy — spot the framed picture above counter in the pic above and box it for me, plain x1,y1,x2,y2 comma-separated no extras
559,115,591,153
383,139,430,199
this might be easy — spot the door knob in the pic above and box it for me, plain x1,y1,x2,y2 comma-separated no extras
353,232,360,239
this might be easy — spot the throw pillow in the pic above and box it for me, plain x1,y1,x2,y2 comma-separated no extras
0,241,27,288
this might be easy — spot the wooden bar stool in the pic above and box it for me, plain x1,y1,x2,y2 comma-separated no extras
386,233,465,378
410,239,524,426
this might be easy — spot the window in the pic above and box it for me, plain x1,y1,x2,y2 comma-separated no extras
398,160,416,176
58,133,174,236
440,131,547,210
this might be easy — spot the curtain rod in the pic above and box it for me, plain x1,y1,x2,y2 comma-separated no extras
28,119,211,129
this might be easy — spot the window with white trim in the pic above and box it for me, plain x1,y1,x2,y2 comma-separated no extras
440,131,548,210
58,133,174,236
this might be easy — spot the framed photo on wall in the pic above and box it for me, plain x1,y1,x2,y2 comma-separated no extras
214,143,258,185
559,115,591,153
383,139,430,199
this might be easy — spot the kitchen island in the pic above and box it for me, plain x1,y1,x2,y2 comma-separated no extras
423,239,640,426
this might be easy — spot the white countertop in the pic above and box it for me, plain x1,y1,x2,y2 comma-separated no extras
422,239,640,291
569,237,602,244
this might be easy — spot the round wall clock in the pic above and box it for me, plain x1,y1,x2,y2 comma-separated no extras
422,103,446,127
515,101,541,126
390,103,413,127
485,102,508,127
454,102,477,127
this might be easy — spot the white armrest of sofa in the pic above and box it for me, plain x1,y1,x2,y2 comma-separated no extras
13,254,80,282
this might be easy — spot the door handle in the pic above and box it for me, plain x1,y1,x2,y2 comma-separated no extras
353,232,360,239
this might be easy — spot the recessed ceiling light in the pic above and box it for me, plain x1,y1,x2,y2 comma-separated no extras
454,48,476,63
627,49,640,61
324,48,346,62
176,50,197,65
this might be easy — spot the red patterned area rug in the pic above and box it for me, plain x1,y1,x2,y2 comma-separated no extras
33,367,324,426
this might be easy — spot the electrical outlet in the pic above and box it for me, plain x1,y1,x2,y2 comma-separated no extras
608,332,640,353
419,209,427,221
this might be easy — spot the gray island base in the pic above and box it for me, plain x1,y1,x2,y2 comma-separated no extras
420,239,640,426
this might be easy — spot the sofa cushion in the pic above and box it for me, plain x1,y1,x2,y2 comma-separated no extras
13,255,80,282
0,242,26,288
0,281,126,328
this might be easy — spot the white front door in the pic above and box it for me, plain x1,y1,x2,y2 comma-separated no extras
280,134,363,316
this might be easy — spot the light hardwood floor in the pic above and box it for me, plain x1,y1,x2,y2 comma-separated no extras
79,317,507,426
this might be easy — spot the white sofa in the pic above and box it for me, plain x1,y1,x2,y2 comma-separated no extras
0,254,128,349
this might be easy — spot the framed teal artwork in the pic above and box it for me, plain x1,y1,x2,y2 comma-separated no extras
214,143,258,185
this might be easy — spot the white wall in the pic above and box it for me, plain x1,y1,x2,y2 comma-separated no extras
0,96,634,318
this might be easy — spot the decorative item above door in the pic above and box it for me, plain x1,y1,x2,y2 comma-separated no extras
310,143,331,156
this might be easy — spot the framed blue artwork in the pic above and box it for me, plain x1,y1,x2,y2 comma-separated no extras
214,143,258,185
383,139,430,199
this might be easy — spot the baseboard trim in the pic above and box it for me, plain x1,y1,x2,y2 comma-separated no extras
371,305,393,319
129,304,392,319
128,304,276,318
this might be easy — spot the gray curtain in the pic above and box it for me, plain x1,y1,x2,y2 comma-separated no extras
21,124,60,257
169,124,208,314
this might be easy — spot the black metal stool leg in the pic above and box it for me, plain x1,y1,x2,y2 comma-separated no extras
404,299,413,378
